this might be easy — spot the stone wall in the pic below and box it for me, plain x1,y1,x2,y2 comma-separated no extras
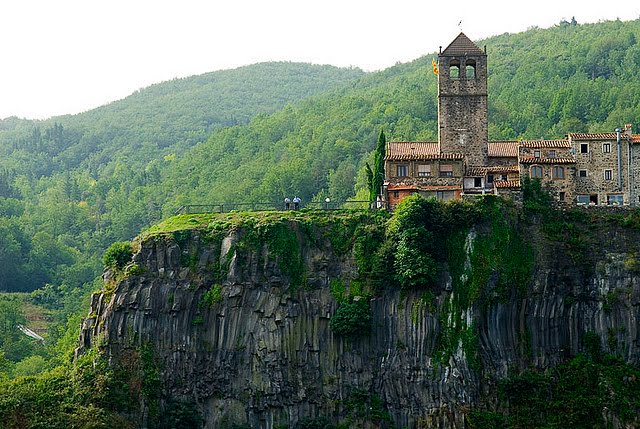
573,137,630,205
438,52,488,167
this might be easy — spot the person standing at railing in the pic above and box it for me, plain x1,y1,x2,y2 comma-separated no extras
284,197,291,210
293,196,301,210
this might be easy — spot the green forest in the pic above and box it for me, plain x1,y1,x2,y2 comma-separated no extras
0,17,640,415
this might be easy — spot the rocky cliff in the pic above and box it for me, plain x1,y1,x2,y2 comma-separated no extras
78,203,640,429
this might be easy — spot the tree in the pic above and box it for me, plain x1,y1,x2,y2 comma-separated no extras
368,128,386,202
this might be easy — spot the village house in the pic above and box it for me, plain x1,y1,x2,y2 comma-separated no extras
383,33,640,208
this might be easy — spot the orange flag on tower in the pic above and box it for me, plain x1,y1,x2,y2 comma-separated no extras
432,58,439,75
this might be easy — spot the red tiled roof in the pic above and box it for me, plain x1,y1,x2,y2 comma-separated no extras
632,134,640,143
495,180,521,188
385,142,437,160
568,133,630,140
441,32,485,56
520,139,570,148
486,165,519,173
437,153,465,160
466,165,519,176
385,142,463,160
520,156,575,164
465,167,486,176
488,141,518,157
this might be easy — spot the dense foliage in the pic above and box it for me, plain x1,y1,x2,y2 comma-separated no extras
0,17,640,428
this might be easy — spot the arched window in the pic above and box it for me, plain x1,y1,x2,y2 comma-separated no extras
449,60,460,78
465,60,476,78
552,166,565,179
530,165,543,178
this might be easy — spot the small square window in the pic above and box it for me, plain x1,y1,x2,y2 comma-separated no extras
578,170,587,178
397,165,408,177
417,164,431,177
487,174,494,184
534,150,541,158
393,191,399,198
559,192,566,202
439,164,454,178
607,194,623,205
603,143,611,153
474,177,482,187
548,150,556,158
604,169,613,181
580,143,589,154
577,194,590,205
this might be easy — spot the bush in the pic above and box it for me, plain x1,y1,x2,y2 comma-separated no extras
330,299,372,337
102,241,133,270
201,284,223,307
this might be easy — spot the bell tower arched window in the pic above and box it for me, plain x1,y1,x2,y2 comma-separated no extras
465,60,476,78
449,60,460,78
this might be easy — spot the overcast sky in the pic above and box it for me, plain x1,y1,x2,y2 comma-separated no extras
1,0,639,120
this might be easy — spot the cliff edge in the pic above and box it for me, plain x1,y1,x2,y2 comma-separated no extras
78,199,640,429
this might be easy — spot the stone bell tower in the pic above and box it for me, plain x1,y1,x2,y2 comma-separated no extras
437,33,488,167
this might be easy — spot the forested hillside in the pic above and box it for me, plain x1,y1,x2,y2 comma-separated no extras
1,18,640,380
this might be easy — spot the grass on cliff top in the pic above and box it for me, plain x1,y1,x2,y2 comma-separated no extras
141,209,389,238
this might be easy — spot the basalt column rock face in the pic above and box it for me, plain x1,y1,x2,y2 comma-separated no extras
78,218,640,429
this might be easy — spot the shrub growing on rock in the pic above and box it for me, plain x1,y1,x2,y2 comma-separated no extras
102,241,133,270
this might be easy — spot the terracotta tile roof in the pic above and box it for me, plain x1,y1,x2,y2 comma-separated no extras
385,141,463,160
495,180,521,188
441,32,485,56
437,153,465,160
520,139,571,148
520,156,575,164
568,133,630,140
385,142,437,160
632,134,640,143
486,165,519,173
465,167,486,176
488,141,518,157
465,165,520,176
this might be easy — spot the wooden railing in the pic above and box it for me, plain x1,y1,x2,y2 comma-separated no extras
174,200,372,215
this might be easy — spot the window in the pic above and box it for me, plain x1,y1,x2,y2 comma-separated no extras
501,174,508,181
580,143,589,154
559,192,566,202
548,150,556,158
436,190,455,201
487,174,494,184
474,177,482,187
417,164,431,177
449,60,460,78
530,165,543,178
397,164,408,177
552,166,565,179
534,150,541,158
607,194,624,205
604,169,613,181
465,60,476,78
393,191,399,198
439,164,454,177
576,194,590,205
578,170,587,178
603,143,611,153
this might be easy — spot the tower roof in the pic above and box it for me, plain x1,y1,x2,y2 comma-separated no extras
441,33,484,56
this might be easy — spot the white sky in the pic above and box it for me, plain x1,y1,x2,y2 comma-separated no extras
1,0,639,120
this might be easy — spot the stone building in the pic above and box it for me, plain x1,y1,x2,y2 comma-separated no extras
383,33,640,208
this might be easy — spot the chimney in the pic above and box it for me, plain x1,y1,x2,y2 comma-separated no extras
624,124,633,136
